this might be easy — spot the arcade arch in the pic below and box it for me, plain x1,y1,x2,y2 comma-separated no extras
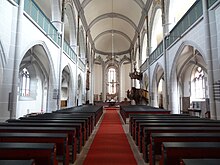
170,44,208,115
17,44,55,118
152,63,165,108
0,41,6,86
143,73,149,91
60,65,73,108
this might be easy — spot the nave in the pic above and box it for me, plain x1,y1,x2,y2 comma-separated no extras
1,105,220,164
79,107,138,165
0,105,141,165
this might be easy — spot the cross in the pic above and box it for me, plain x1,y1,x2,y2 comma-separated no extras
108,79,119,94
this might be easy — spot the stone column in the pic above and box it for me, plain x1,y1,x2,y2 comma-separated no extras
10,0,25,119
202,0,216,119
161,0,168,110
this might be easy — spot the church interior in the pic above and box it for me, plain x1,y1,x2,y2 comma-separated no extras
0,0,220,164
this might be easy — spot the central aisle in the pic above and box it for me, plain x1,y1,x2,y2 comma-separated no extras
83,109,137,165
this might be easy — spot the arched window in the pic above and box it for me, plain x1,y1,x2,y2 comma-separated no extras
20,68,30,96
191,67,205,100
107,68,117,94
141,34,147,64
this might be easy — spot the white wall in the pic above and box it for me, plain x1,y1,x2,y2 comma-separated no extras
120,63,131,101
0,1,86,121
0,1,19,121
94,63,103,100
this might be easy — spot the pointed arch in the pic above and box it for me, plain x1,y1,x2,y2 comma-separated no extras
0,40,6,68
61,64,74,107
149,4,163,53
16,40,57,117
143,72,149,90
171,40,207,72
0,40,6,86
151,62,165,107
119,55,131,66
21,40,56,84
65,2,77,47
169,40,208,114
105,62,120,101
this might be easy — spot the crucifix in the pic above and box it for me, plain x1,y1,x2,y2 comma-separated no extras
109,79,116,94
108,79,120,94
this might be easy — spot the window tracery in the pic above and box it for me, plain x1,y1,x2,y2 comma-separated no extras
191,67,205,100
20,68,30,96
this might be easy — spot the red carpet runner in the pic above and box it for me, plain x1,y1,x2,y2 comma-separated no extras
83,108,137,165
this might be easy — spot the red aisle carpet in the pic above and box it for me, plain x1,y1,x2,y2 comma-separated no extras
83,109,137,165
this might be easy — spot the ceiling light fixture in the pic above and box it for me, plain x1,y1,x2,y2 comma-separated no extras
111,0,114,64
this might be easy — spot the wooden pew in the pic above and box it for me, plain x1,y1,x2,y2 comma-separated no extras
120,105,170,123
0,160,35,165
6,120,84,152
0,142,57,165
55,105,103,126
150,133,220,165
129,114,201,132
133,117,205,142
23,113,94,137
34,113,91,137
136,120,220,152
22,105,103,143
18,117,88,141
160,142,220,165
134,116,211,136
0,126,77,163
50,112,95,132
142,126,220,163
129,114,195,136
180,159,220,165
120,105,166,123
0,132,69,165
137,119,220,151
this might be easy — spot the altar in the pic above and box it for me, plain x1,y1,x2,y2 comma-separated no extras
107,100,116,107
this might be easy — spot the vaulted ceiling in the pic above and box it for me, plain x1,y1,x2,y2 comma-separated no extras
36,0,153,56
74,0,153,56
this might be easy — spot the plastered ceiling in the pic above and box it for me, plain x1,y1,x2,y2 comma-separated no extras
36,0,153,56
75,0,153,56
